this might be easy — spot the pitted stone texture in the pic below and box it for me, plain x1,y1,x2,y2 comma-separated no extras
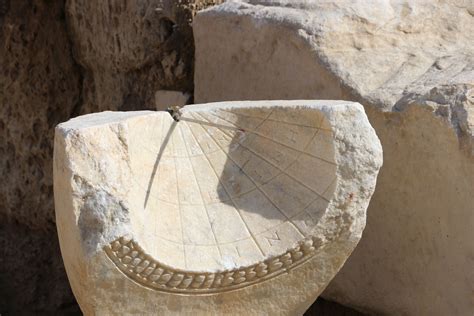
54,101,382,314
65,0,213,115
0,1,222,313
193,2,474,315
194,0,474,151
0,0,81,313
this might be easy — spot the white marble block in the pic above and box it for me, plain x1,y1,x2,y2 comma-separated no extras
54,100,382,315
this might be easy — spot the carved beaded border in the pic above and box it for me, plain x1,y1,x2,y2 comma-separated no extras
105,236,319,294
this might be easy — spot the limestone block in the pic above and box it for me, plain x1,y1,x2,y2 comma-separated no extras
155,90,190,111
54,101,382,315
193,2,474,315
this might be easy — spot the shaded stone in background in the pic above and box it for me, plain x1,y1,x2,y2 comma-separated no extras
0,0,81,312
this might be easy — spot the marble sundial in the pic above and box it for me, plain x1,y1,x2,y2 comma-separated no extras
54,100,382,314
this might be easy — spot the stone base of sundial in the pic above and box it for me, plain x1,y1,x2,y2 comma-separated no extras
54,100,382,315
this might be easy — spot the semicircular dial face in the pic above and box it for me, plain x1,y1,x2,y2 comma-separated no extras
112,105,337,279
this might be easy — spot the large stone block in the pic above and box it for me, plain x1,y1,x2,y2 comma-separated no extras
54,101,382,314
193,1,474,315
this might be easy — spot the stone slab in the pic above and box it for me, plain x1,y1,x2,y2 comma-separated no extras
54,100,382,314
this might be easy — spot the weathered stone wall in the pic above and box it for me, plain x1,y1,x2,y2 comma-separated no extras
0,1,81,312
65,0,197,114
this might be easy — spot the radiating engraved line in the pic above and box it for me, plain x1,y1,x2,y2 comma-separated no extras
141,173,335,246
196,111,337,237
195,111,331,202
184,120,266,257
218,108,331,130
265,231,280,246
210,111,336,166
227,131,331,202
143,116,175,208
304,176,337,223
151,117,164,244
235,245,241,257
179,116,244,132
178,124,222,259
171,127,187,269
213,110,333,164
149,174,336,246
202,108,274,150
190,112,306,238
196,111,325,238
139,145,223,158
133,109,334,249
198,110,325,198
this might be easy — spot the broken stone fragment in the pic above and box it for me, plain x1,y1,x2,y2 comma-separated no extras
155,90,190,111
54,101,382,314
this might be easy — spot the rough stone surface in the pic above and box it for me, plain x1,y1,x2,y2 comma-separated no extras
0,0,216,313
194,1,474,315
195,0,474,150
54,101,382,314
65,0,194,113
0,1,81,313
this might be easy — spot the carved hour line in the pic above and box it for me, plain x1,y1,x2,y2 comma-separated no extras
121,108,337,275
192,111,333,238
194,111,331,202
231,135,330,202
235,245,241,257
177,124,222,259
144,116,173,209
171,132,188,269
142,116,164,239
99,106,343,295
132,179,333,249
211,110,330,163
219,108,329,130
189,112,306,238
192,120,315,240
143,170,335,247
210,110,336,166
228,107,273,148
289,129,297,143
265,232,281,246
183,120,266,257
304,176,337,224
196,112,335,207
178,116,244,132
193,110,308,191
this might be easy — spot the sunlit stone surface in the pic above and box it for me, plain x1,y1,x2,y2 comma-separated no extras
54,100,382,314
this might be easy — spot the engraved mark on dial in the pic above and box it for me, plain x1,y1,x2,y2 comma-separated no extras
124,106,337,272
